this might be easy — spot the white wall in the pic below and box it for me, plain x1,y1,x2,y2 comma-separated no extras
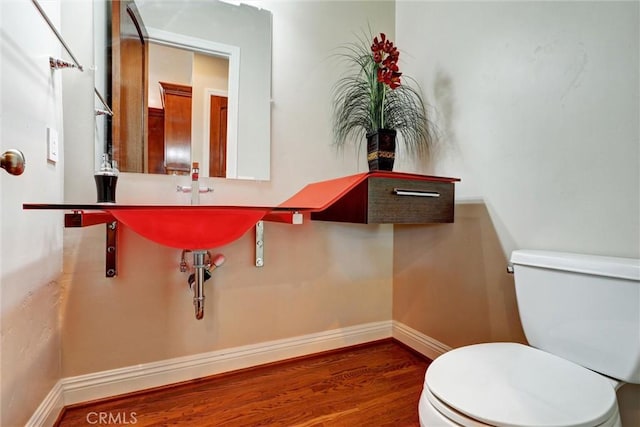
397,0,640,259
0,0,66,424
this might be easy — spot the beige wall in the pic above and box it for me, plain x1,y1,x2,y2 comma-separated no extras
1,272,61,426
394,202,526,348
61,221,393,376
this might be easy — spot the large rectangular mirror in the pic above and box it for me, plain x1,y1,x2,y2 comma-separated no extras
95,0,272,180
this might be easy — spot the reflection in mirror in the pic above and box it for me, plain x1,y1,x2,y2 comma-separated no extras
96,0,272,180
146,41,232,177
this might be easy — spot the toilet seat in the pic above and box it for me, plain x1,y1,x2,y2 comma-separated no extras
423,343,619,427
420,388,621,427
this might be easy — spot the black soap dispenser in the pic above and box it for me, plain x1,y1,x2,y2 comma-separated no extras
94,153,119,203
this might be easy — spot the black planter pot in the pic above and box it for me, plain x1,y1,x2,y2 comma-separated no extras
366,128,396,171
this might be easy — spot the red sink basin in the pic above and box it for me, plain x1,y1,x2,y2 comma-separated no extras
109,207,271,249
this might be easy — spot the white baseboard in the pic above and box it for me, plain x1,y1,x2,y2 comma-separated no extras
28,321,393,426
26,381,64,427
392,321,452,360
28,321,450,426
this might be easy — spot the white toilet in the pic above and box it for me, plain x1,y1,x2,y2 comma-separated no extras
419,250,640,427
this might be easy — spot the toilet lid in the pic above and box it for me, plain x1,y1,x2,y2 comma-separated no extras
426,343,618,427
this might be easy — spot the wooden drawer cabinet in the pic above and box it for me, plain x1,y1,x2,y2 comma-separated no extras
309,173,457,224
368,177,454,223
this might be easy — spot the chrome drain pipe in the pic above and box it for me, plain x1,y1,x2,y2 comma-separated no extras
192,250,207,320
185,251,225,320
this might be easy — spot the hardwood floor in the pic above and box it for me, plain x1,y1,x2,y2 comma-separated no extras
56,339,430,426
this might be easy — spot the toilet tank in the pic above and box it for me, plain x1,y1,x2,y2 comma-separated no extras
510,249,640,384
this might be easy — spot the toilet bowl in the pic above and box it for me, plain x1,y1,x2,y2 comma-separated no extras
418,250,639,427
419,343,622,427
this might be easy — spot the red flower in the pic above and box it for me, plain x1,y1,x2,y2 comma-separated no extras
377,68,402,89
370,33,401,89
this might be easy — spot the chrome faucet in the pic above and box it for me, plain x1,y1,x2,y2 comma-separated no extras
191,162,200,205
176,162,213,204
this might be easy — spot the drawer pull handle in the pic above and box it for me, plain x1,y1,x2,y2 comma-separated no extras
393,188,440,198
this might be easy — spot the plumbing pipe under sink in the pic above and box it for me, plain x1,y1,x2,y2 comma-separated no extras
188,251,225,319
192,250,207,319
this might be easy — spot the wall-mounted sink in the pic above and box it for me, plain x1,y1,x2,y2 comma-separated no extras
23,204,276,250
109,207,272,249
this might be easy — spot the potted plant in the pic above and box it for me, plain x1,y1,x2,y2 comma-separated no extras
332,32,434,171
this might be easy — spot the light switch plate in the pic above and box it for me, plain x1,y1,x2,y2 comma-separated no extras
47,127,58,163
